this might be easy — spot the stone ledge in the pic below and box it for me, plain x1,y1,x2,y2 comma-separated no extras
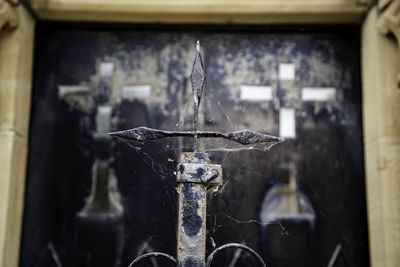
30,0,370,24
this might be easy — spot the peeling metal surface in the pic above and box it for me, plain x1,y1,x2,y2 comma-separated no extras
176,153,209,267
177,163,221,185
181,184,205,237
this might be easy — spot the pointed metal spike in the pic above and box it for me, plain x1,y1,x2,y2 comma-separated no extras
190,41,206,151
109,127,167,142
190,41,205,105
225,130,284,146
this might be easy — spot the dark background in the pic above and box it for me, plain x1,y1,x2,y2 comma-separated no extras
20,23,369,266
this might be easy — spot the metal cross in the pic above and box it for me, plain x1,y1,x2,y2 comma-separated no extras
110,41,284,267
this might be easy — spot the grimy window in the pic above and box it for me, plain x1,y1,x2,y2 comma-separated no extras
21,24,369,267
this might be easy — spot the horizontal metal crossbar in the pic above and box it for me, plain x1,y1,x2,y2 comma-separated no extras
109,126,284,146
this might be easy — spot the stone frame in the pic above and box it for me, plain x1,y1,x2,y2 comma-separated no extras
1,0,399,266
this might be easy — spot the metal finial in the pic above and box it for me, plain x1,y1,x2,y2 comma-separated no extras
190,40,205,151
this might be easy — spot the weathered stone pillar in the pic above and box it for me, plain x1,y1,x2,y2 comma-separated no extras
362,4,400,267
0,2,35,266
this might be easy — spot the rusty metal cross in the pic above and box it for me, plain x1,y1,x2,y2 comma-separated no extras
110,41,283,267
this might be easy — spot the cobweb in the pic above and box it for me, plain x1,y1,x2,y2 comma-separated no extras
117,78,289,266
106,33,361,266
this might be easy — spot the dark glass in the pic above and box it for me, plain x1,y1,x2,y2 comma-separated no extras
20,23,369,267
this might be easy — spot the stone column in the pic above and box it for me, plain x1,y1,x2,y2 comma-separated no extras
0,2,35,266
362,4,400,267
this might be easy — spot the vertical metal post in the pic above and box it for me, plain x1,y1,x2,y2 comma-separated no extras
176,152,222,267
176,152,208,267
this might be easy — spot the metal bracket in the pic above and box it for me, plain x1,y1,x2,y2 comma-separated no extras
177,163,222,186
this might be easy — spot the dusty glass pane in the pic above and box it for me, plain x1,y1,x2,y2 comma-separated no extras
21,24,368,267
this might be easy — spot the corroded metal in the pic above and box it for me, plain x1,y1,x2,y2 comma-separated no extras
190,41,205,151
176,152,220,267
110,127,283,146
177,162,221,185
112,41,282,266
